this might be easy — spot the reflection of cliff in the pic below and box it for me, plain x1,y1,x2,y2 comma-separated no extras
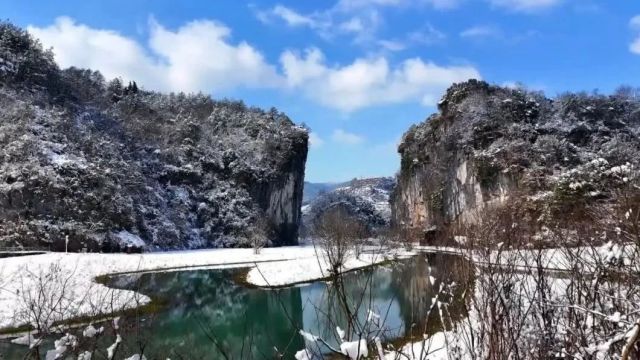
109,269,305,359
390,254,472,336
104,255,472,358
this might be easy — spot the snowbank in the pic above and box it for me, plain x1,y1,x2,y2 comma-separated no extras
246,249,416,287
0,245,417,331
0,246,320,330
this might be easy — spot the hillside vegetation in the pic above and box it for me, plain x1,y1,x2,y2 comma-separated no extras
0,22,308,251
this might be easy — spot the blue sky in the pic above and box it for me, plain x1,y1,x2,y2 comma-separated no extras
3,0,640,182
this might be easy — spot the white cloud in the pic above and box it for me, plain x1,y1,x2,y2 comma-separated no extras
502,81,520,89
280,47,480,111
337,0,459,10
489,0,561,12
254,3,380,42
460,25,501,39
28,17,157,85
254,1,454,47
378,39,407,51
630,16,640,55
332,129,365,145
257,5,318,27
27,16,480,112
28,16,280,93
309,132,325,148
379,24,446,52
408,25,447,44
424,0,461,10
631,38,640,55
335,0,405,11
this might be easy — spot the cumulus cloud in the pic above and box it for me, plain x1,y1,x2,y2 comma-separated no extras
630,15,640,55
28,16,280,93
28,17,157,85
489,0,561,12
28,16,480,112
332,129,365,145
280,47,480,111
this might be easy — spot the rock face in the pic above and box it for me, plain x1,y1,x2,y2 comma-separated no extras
392,80,640,241
0,22,308,251
302,177,395,237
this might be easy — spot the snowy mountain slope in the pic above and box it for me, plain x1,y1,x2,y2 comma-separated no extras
301,177,395,237
0,22,308,251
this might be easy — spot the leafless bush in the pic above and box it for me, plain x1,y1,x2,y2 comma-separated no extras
312,207,368,274
7,260,156,360
446,182,640,360
249,215,273,255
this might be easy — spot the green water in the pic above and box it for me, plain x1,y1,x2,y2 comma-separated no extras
0,253,471,359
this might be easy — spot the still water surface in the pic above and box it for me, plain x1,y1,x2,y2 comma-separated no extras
0,253,471,359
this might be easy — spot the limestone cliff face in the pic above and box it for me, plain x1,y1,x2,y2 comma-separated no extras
0,22,308,251
250,142,307,246
392,80,640,241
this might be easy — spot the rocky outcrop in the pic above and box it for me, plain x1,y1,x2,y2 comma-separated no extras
0,22,308,251
392,80,640,241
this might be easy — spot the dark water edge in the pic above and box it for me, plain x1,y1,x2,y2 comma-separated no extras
0,253,473,359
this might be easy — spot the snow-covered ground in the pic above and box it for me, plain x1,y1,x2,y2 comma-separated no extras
0,245,417,331
384,332,450,360
415,242,636,274
247,248,416,287
2,241,636,360
0,246,322,330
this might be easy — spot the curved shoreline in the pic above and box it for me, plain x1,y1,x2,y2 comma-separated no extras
0,245,417,333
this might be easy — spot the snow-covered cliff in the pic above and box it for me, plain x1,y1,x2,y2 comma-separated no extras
392,80,640,242
0,22,308,251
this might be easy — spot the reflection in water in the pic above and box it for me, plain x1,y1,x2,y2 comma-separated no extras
0,254,472,359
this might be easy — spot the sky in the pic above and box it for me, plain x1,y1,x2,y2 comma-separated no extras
2,0,640,182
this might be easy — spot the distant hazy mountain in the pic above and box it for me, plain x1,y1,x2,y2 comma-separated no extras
302,181,346,205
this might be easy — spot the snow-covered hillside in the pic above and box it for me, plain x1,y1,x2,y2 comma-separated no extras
301,177,395,237
0,22,308,251
393,80,640,242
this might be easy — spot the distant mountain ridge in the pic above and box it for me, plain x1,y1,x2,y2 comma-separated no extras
301,177,395,238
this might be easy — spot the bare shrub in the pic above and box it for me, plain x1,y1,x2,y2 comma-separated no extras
249,215,273,255
312,207,368,274
446,181,640,360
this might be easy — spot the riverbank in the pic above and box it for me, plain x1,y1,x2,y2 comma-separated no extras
0,245,417,332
